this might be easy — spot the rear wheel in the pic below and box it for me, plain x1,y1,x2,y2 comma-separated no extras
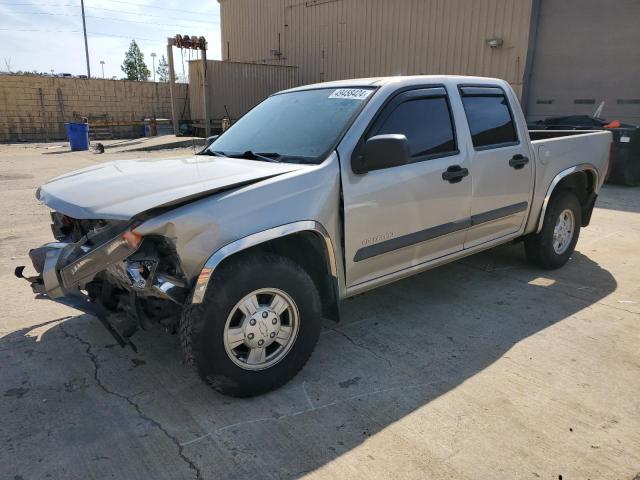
180,253,321,397
525,191,582,269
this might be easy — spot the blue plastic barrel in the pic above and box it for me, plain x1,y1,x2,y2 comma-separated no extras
65,122,90,151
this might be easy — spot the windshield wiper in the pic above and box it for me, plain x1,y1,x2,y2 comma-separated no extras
201,149,282,162
200,149,226,157
229,151,282,163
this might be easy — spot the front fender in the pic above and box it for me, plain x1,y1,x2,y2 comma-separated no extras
191,220,338,304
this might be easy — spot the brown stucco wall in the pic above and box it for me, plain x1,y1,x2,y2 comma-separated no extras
0,75,189,142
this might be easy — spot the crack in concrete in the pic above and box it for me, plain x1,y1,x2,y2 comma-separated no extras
324,326,393,368
59,323,202,480
180,380,440,448
598,303,640,316
301,381,315,410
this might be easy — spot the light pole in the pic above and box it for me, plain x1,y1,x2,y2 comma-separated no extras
150,52,157,82
100,60,105,79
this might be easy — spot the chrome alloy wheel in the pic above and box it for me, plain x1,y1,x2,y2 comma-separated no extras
553,208,575,254
223,288,300,370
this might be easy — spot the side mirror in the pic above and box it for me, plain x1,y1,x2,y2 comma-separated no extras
352,134,410,174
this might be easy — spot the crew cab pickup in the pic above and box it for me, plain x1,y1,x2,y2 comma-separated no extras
17,76,611,396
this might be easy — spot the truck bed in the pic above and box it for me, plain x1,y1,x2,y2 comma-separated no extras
525,129,612,233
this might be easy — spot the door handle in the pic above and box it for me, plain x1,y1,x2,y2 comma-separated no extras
442,165,469,183
509,154,529,169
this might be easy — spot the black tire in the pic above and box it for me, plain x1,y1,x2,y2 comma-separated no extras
524,190,582,269
179,253,322,397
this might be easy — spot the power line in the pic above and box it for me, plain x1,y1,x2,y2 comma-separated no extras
88,31,172,42
105,0,214,13
9,11,218,28
78,5,213,22
0,27,168,43
0,27,81,32
1,0,218,15
6,5,217,23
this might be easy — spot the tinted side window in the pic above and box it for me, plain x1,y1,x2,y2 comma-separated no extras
461,94,518,148
376,97,457,159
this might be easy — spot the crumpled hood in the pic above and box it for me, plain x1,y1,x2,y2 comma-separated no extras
37,155,307,220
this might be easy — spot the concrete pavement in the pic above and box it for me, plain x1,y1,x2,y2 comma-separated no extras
0,144,638,479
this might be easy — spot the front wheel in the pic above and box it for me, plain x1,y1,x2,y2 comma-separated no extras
180,253,322,397
524,191,582,269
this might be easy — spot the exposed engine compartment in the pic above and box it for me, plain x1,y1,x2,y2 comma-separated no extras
22,212,191,346
50,211,113,243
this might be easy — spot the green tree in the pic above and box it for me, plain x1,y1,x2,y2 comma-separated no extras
121,40,150,81
156,54,169,82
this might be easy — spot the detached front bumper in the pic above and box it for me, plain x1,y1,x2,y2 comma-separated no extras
17,229,140,299
16,230,189,350
15,241,140,349
16,231,153,349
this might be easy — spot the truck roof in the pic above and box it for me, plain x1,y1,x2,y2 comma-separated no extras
282,75,508,94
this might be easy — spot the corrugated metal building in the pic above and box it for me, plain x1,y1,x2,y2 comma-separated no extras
220,0,532,97
218,0,640,124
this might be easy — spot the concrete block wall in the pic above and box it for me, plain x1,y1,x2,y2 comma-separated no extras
0,75,189,142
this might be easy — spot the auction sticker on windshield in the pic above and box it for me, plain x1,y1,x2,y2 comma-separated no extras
328,88,373,100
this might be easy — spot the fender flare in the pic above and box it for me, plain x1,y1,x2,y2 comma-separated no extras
191,220,338,304
536,163,600,233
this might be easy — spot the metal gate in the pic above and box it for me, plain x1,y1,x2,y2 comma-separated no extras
189,60,299,131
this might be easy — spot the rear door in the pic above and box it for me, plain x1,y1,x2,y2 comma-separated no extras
458,86,533,248
341,86,472,287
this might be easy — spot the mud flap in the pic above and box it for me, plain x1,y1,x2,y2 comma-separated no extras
582,192,598,227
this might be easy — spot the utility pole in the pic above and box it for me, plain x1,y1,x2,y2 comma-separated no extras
151,52,157,82
80,0,91,77
201,44,210,137
167,39,178,135
100,60,105,78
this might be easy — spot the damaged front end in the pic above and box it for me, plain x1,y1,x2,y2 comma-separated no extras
16,212,189,350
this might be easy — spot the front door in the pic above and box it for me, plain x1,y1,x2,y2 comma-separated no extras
341,87,472,288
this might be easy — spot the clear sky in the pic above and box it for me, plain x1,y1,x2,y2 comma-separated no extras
0,0,221,80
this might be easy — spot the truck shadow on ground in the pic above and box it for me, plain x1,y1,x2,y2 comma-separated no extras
0,244,617,479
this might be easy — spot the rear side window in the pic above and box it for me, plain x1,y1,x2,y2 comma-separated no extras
461,93,518,149
375,97,457,159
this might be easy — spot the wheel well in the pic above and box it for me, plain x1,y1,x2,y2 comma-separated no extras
214,232,340,322
551,170,597,227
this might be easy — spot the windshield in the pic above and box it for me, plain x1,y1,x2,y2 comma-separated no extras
207,87,375,164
